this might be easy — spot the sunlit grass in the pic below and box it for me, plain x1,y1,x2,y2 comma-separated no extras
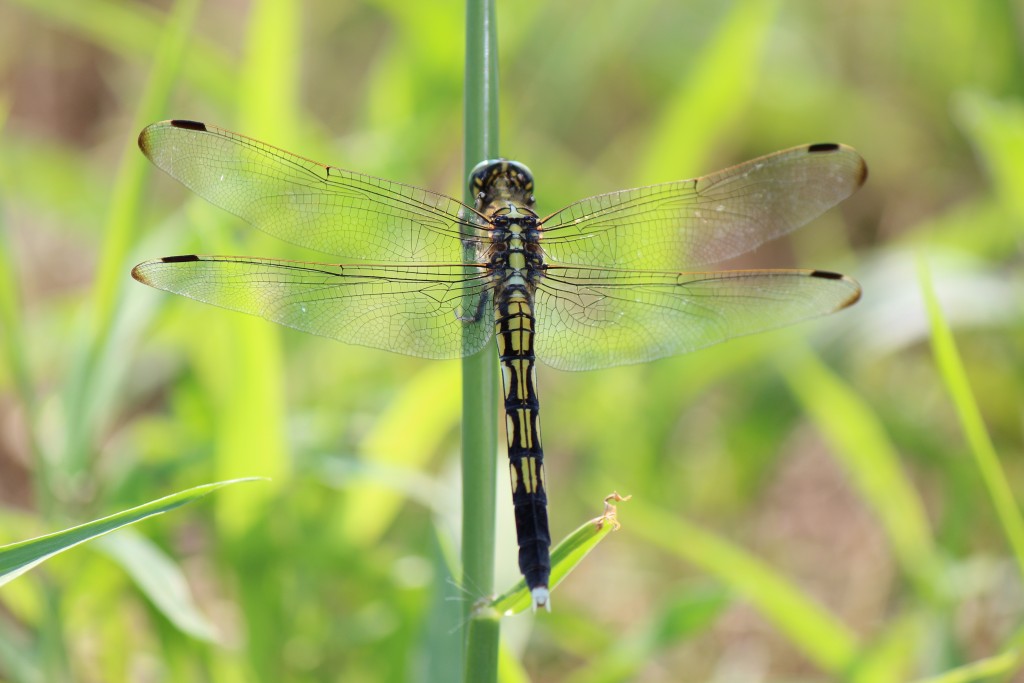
918,257,1024,583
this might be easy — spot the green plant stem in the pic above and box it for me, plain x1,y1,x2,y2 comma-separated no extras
465,615,501,683
462,0,500,678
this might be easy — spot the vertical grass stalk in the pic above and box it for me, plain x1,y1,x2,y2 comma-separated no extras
918,257,1024,585
64,0,200,479
462,0,501,678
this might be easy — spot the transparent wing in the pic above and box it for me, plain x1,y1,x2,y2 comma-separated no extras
139,120,486,262
132,255,494,359
535,266,860,371
538,144,867,270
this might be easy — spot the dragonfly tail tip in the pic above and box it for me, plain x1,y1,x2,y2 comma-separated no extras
531,587,551,613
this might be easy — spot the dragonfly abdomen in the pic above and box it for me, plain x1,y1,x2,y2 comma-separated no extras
495,281,551,608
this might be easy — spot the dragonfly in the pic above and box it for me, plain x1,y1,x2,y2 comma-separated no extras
133,119,867,611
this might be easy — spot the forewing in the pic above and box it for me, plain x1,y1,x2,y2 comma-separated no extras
132,256,494,359
539,144,866,270
139,120,485,262
534,266,860,371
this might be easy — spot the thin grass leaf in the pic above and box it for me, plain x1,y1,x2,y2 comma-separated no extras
420,528,465,683
97,530,218,642
0,615,40,683
63,0,201,478
497,642,531,683
954,92,1024,225
848,612,923,683
563,585,729,683
628,499,859,674
239,0,300,134
782,348,941,597
340,363,461,544
635,0,779,178
209,0,303,532
92,0,200,335
0,106,52,517
918,256,1024,586
491,494,627,615
908,650,1022,683
0,479,259,588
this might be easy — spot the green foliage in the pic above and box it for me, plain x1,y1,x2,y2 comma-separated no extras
1,0,1023,681
0,480,256,590
492,494,626,616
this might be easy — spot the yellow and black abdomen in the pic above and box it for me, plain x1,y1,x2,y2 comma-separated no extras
495,281,550,602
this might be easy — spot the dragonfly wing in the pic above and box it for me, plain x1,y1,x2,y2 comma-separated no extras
132,256,494,359
538,144,866,270
139,120,485,262
534,266,860,371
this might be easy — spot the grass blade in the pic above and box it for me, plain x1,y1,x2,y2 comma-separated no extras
782,348,941,597
91,0,200,338
917,256,1024,585
636,0,779,178
492,494,627,615
0,479,259,588
97,530,218,641
628,499,859,674
205,0,301,535
64,0,200,479
0,105,53,519
909,650,1021,683
563,586,729,683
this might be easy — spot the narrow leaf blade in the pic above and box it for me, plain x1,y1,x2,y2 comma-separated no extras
0,479,260,587
491,493,627,615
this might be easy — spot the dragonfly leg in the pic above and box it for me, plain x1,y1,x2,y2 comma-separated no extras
457,288,491,324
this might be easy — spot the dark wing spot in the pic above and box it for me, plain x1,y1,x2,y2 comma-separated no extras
169,119,208,131
131,255,202,284
160,254,202,263
807,143,840,153
810,270,862,309
810,269,844,280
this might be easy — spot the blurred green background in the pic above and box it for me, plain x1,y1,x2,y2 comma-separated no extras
1,0,1023,681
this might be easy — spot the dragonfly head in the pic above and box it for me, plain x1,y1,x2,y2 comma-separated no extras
469,159,535,212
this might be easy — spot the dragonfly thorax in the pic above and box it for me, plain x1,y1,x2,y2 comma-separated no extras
470,158,535,211
487,210,545,297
